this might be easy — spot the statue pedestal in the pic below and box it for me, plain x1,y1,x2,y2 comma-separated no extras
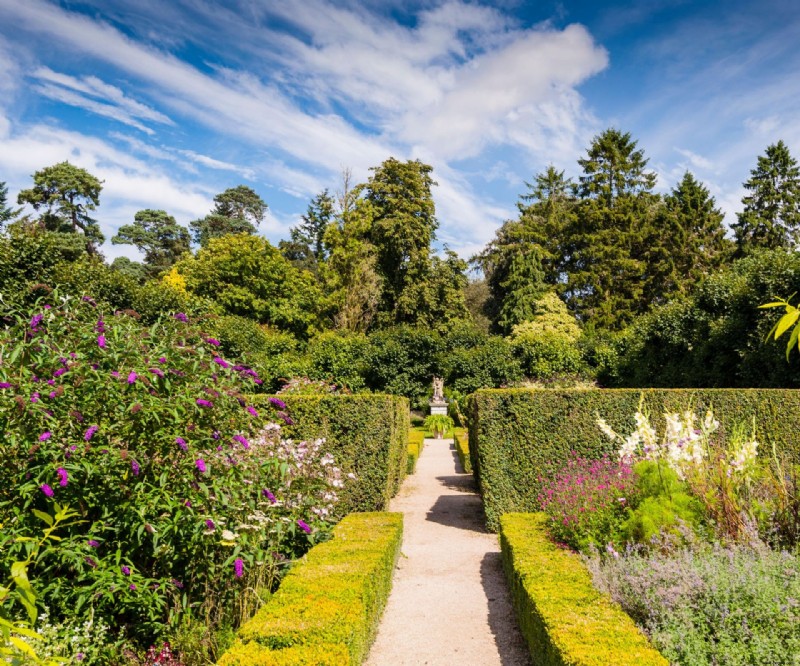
429,401,448,416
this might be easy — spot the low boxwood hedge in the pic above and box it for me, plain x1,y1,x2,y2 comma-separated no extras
452,428,470,474
217,512,403,666
407,427,425,474
500,513,668,666
250,394,409,513
467,388,800,531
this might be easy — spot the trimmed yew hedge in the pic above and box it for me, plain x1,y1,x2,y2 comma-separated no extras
217,512,403,666
250,394,409,513
452,428,470,474
500,513,668,666
467,388,800,531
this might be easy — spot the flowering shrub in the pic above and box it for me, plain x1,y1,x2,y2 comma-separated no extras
537,455,640,551
0,294,347,661
599,407,762,541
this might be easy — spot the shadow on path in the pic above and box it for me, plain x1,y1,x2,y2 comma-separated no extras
425,493,488,532
481,552,532,666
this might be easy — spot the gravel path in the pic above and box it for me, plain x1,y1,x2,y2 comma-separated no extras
365,438,531,666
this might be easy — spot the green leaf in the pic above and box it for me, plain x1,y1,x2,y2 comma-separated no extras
774,309,799,340
31,510,52,527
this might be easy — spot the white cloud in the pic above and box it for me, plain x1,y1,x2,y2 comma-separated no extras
675,147,713,171
178,150,255,180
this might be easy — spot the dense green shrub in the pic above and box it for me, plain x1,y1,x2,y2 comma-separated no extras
500,513,668,666
452,428,470,473
467,389,800,531
218,512,403,666
407,427,425,474
608,249,800,387
305,331,369,392
249,394,409,513
510,332,587,378
444,336,522,395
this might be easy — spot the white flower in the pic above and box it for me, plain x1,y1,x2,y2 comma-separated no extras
221,529,238,541
597,417,618,441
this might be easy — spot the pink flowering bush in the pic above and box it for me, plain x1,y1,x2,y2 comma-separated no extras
0,293,347,662
538,454,641,551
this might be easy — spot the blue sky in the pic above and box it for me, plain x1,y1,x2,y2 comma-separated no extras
1,0,799,263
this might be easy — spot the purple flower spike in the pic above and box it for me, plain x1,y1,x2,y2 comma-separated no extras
40,484,54,497
0,382,12,389
246,406,258,418
131,460,140,476
174,312,188,322
232,434,250,449
196,398,213,408
213,356,229,369
87,539,100,548
30,314,44,330
129,583,136,591
84,425,99,441
262,488,276,504
196,458,207,473
175,436,188,451
234,558,244,578
149,367,164,377
205,337,220,347
97,335,106,348
297,519,311,534
39,432,52,441
158,356,167,363
56,467,68,487
127,372,137,384
53,367,66,377
121,565,131,576
111,371,120,378
205,519,215,531
30,393,39,403
269,397,287,410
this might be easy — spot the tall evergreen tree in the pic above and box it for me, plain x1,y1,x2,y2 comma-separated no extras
732,140,800,254
568,129,660,330
17,161,104,254
0,181,20,228
112,209,191,276
280,189,334,272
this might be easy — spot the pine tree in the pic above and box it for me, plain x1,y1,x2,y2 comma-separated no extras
280,189,334,272
733,140,800,254
112,209,191,276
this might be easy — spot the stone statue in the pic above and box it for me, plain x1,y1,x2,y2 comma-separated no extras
432,376,444,402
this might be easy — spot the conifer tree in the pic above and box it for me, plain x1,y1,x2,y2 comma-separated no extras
733,140,800,254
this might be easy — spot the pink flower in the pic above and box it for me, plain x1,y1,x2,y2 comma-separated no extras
297,519,311,534
196,459,207,473
246,406,258,418
97,335,106,348
127,372,137,384
84,425,98,441
175,437,187,451
40,484,54,497
56,467,68,487
234,558,244,578
39,432,52,441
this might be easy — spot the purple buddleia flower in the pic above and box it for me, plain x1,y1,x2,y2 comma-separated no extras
56,467,68,487
30,392,39,403
262,488,276,504
84,425,99,441
149,367,164,377
0,382,12,389
297,519,311,534
121,565,131,575
269,397,287,410
53,367,66,377
205,337,220,346
232,434,250,449
129,583,136,591
175,436,187,451
87,539,100,548
30,314,44,330
111,371,119,378
40,484,54,497
196,458,207,473
196,399,213,408
158,356,167,363
95,319,105,333
97,335,106,348
39,432,52,441
174,312,188,322
131,460,140,476
213,356,229,369
247,406,259,418
205,519,215,531
234,558,244,578
85,557,97,568
127,371,137,384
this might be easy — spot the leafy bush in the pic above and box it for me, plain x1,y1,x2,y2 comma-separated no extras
407,428,425,474
538,456,640,551
0,295,345,659
500,513,668,666
510,332,587,379
423,414,454,438
466,389,800,531
218,512,403,666
444,337,522,395
586,541,800,665
452,428,470,473
305,331,369,392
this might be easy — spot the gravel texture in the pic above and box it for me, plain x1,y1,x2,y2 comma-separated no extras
364,438,531,666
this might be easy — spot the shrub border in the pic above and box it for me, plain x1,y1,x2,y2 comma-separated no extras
452,427,470,473
218,512,403,666
500,513,668,666
407,427,425,474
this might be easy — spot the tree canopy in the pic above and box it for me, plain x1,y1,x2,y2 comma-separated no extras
112,209,191,276
190,185,268,247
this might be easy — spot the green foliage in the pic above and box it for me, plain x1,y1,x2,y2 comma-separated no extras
190,186,267,247
500,513,668,666
423,414,453,437
733,140,800,254
218,512,403,666
443,336,522,395
466,389,800,531
620,462,705,545
176,234,322,338
305,331,369,392
280,189,334,273
110,256,148,283
609,249,800,387
0,181,20,228
112,209,190,276
249,394,409,513
17,162,104,254
407,428,425,474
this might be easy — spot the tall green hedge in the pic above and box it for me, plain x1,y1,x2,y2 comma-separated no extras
250,394,408,514
500,513,668,666
467,388,800,531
